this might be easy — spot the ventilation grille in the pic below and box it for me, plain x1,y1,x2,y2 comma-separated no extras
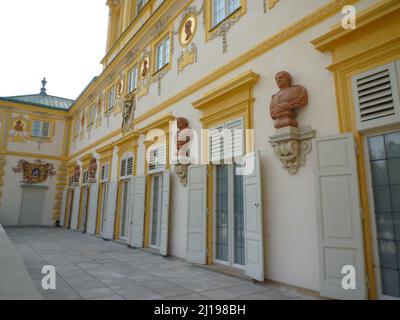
356,68,395,123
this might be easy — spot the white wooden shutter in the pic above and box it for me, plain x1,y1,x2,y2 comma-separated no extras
148,144,166,174
120,159,127,177
86,183,99,235
102,181,118,240
59,188,68,227
159,170,170,256
126,156,134,176
226,118,244,159
129,176,146,248
209,125,224,164
70,186,81,230
186,165,208,264
313,133,367,300
101,163,110,182
353,61,400,131
243,151,264,281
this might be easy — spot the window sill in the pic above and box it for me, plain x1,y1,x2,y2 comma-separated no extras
153,63,170,77
209,7,242,33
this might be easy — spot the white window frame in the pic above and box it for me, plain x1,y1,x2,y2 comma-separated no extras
128,65,138,94
212,0,241,28
31,120,50,138
156,36,170,72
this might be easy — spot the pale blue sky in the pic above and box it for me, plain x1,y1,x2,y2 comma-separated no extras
0,0,109,100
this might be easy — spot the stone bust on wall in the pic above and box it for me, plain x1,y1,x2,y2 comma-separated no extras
269,71,308,129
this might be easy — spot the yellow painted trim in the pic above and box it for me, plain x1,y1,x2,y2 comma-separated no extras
5,151,64,161
0,100,69,118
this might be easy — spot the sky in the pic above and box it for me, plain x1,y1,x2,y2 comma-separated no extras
0,0,109,100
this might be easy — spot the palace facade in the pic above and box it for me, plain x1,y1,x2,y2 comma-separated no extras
1,0,400,300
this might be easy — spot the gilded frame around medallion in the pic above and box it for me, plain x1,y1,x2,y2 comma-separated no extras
179,13,198,48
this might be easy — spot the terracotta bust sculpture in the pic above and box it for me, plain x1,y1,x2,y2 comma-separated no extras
73,165,81,183
88,157,97,180
15,120,24,132
270,71,308,129
176,117,192,160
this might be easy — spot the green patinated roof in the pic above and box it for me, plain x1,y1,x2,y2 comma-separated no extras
0,93,74,111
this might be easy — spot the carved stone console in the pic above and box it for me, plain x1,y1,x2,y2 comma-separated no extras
269,126,315,175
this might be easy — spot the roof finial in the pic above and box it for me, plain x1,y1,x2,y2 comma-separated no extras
40,77,47,95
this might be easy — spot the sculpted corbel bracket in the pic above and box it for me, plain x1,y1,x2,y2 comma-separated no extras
269,126,315,175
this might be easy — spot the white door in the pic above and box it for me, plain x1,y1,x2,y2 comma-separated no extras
128,176,146,248
186,165,208,264
70,186,81,230
314,133,367,300
159,170,170,256
102,181,118,240
243,151,264,281
86,183,99,235
59,188,68,227
19,188,45,226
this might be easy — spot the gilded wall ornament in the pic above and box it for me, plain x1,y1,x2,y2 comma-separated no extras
121,95,136,135
179,15,197,47
209,14,241,53
13,159,56,184
177,43,198,74
9,117,28,143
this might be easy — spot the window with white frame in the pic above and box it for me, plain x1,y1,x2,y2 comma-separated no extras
156,36,170,72
209,118,244,163
128,65,138,94
148,144,167,174
31,120,50,138
212,0,241,27
107,86,117,112
120,153,134,178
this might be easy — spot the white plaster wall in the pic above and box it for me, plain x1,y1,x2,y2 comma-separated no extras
66,0,381,292
0,155,59,226
7,118,66,156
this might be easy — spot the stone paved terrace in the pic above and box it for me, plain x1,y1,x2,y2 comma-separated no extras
4,227,318,300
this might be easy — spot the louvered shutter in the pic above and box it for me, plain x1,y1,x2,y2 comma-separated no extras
226,118,244,159
120,159,127,177
70,186,81,230
101,163,110,182
209,125,224,164
86,183,99,235
127,156,134,176
352,61,400,131
148,145,166,174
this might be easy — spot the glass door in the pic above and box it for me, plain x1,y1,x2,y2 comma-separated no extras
100,182,108,234
150,174,163,249
120,179,131,240
214,163,245,268
367,131,400,299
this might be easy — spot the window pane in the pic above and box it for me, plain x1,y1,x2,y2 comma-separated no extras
129,67,137,93
32,120,41,136
41,122,50,137
234,163,245,265
390,186,400,212
215,165,229,262
370,160,389,186
388,159,400,185
157,43,164,70
379,240,398,269
213,0,225,26
376,214,395,240
227,0,240,15
151,176,160,246
373,186,392,213
368,135,386,160
385,132,400,158
120,181,129,238
164,37,170,65
381,268,400,298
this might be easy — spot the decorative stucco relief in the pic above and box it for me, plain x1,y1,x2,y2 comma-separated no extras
13,159,56,184
177,43,198,74
263,0,280,13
